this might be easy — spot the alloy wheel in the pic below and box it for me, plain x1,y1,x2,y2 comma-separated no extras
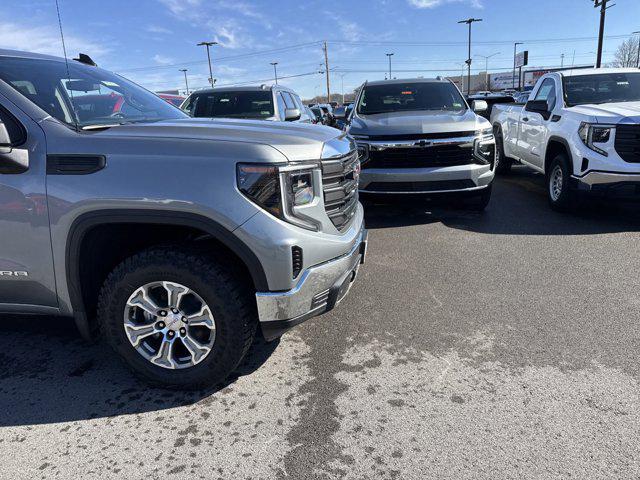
123,281,216,370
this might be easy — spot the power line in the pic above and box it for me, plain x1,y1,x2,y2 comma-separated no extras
117,41,323,73
326,34,630,47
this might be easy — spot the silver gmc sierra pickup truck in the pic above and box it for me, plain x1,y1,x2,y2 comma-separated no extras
348,78,496,210
0,49,367,389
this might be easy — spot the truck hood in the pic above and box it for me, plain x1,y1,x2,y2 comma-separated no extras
348,109,487,136
568,101,640,124
92,117,344,162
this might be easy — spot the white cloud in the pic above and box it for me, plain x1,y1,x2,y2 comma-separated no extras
408,0,483,8
152,54,174,65
0,21,111,58
146,25,173,35
340,22,364,42
157,0,202,16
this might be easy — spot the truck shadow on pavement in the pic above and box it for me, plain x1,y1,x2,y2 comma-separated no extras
0,314,279,427
364,166,640,235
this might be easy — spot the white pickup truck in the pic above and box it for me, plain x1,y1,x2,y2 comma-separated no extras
491,68,640,211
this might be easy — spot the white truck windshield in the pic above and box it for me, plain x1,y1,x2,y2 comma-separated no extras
564,72,640,106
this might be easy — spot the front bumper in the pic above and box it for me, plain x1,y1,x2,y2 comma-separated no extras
256,227,368,341
359,163,494,194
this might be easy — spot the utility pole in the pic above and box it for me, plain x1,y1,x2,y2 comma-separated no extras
633,31,640,68
270,62,278,84
475,52,500,91
594,0,614,68
197,41,218,87
323,41,331,104
513,42,523,89
179,68,189,95
386,53,394,80
560,53,565,68
458,18,482,95
340,73,347,104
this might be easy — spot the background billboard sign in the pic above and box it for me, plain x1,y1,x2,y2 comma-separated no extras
515,51,529,68
490,72,517,90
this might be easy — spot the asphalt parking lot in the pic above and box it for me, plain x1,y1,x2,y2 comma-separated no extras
2,166,640,479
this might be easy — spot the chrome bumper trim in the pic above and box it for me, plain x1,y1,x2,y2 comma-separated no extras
255,228,367,323
573,171,640,186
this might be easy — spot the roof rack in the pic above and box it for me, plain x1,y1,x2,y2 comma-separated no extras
73,53,97,67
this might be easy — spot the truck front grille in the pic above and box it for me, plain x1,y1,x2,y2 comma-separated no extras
363,145,474,169
615,125,640,163
321,150,360,231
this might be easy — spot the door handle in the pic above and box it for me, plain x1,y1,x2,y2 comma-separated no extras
522,117,529,122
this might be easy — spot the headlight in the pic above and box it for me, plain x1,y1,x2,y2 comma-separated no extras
578,122,613,157
237,162,321,231
473,127,495,167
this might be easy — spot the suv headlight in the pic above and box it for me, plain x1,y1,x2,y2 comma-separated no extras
237,162,322,231
473,127,495,166
578,122,613,157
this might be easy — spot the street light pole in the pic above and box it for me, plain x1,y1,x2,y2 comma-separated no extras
561,53,565,68
386,53,394,80
340,73,347,104
270,62,278,84
197,41,218,87
475,52,500,91
458,18,483,95
179,68,189,95
513,42,523,89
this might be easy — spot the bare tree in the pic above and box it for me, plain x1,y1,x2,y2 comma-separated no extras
609,38,639,68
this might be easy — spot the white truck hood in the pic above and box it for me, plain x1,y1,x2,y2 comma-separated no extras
569,101,640,124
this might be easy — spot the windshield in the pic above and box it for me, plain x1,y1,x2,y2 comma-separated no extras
0,57,186,129
564,72,640,106
357,82,467,115
187,90,274,119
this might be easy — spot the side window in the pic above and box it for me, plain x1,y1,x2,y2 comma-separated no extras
0,105,27,147
181,95,198,116
534,78,557,110
276,93,287,120
281,92,296,109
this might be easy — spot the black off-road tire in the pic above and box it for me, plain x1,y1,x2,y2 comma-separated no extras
494,125,513,175
97,247,257,390
546,153,576,212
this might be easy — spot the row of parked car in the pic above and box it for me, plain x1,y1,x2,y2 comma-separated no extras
1,47,639,389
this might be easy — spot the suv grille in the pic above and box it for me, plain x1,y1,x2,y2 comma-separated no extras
363,145,474,169
615,125,640,163
364,131,475,141
321,150,360,231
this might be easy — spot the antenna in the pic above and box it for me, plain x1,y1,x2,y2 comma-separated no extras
55,0,79,131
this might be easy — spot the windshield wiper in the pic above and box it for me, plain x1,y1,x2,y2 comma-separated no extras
81,123,122,131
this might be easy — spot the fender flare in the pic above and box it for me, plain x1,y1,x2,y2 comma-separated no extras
65,209,268,340
546,136,573,168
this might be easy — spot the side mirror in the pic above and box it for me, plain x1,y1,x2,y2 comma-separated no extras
472,100,488,113
525,99,551,120
284,108,301,121
0,121,11,147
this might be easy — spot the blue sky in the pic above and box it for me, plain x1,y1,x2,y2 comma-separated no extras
1,0,639,98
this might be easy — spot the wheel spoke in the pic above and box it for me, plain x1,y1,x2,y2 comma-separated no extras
187,305,215,329
124,321,157,347
163,281,189,309
127,286,160,316
151,339,176,369
181,334,211,363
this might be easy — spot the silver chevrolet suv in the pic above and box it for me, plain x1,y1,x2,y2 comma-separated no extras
348,78,496,210
0,49,366,389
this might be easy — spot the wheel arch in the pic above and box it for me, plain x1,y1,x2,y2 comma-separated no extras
65,209,267,341
545,136,572,175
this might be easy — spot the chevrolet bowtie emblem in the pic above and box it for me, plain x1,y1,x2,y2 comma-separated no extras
415,140,432,147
